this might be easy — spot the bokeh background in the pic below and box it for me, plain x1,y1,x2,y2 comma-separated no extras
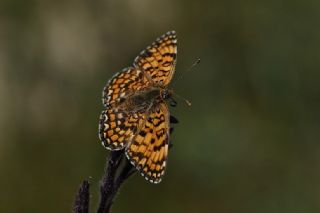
1,0,320,212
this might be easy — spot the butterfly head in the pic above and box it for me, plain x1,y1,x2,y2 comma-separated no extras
161,88,173,100
160,88,178,107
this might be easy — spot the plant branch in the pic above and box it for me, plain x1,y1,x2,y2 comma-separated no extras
73,180,90,213
97,150,135,213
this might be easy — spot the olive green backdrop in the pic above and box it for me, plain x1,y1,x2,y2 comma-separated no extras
1,0,320,212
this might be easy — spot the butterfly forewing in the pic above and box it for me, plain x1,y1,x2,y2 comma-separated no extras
102,67,151,108
134,31,177,86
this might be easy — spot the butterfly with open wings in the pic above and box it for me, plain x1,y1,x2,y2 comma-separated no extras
99,31,177,183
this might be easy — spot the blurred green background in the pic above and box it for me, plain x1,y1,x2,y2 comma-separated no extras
1,0,320,212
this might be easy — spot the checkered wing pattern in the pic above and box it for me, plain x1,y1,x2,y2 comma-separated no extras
102,67,151,108
134,31,177,86
99,109,146,150
125,102,170,183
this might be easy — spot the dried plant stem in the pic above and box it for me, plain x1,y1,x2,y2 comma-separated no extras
73,180,90,213
97,150,135,213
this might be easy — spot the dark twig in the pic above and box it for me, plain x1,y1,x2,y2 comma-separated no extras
97,150,124,213
73,180,90,213
116,158,136,183
104,157,135,212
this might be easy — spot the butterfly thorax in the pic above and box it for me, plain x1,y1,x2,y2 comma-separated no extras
117,87,170,113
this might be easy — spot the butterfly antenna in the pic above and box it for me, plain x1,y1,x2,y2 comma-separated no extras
172,92,192,106
172,58,200,87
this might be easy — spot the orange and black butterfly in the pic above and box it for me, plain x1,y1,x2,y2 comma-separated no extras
99,31,177,183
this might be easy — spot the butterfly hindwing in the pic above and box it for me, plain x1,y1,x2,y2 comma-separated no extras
99,108,146,150
125,102,170,183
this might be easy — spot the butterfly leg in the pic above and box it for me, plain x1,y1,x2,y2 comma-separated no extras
169,97,177,107
170,115,179,124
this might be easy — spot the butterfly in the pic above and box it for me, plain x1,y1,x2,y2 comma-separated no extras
99,31,177,183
